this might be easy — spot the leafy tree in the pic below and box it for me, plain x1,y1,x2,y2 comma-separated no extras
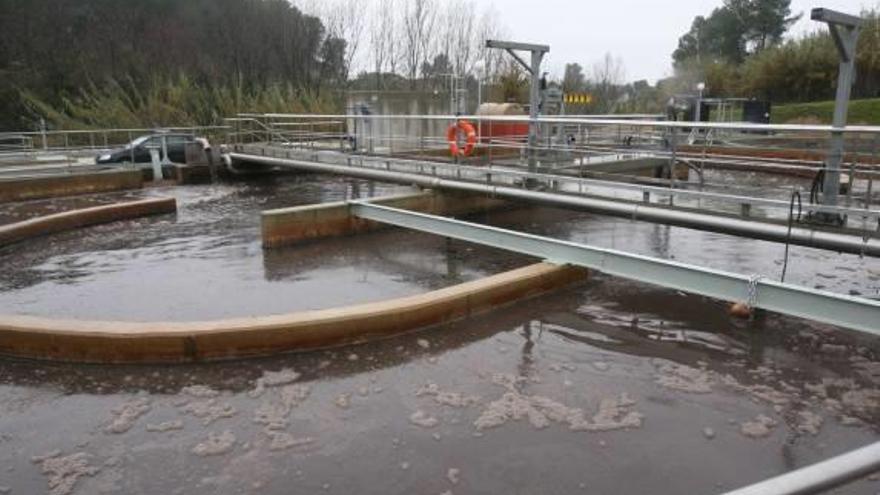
592,53,626,113
421,53,452,90
673,0,798,67
726,0,801,52
673,7,748,64
0,0,344,129
562,63,586,93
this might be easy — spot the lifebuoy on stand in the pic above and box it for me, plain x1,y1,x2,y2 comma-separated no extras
447,120,477,158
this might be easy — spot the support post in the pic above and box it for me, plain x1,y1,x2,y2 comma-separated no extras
486,40,550,186
812,8,863,222
528,49,545,177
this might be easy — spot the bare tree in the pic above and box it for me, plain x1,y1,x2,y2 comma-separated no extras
294,0,367,81
401,0,436,87
430,1,498,79
447,0,478,76
592,52,626,113
563,63,586,92
369,0,398,88
475,5,507,85
332,0,368,76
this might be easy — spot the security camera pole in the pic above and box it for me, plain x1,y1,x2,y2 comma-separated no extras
811,8,864,223
486,40,550,185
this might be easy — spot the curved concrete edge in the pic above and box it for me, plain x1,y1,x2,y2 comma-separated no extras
0,197,177,247
0,262,588,364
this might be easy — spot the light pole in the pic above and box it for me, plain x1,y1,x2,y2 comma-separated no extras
695,82,706,124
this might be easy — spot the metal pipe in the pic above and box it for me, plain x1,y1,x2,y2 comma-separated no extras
229,152,880,257
240,112,880,135
720,441,880,495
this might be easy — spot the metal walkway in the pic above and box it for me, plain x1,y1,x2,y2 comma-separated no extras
229,145,880,257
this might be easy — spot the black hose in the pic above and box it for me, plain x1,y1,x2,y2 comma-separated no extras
810,168,824,205
781,190,802,283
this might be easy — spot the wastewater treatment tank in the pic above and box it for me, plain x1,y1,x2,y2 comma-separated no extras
0,169,877,494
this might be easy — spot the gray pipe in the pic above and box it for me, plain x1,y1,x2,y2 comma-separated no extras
720,441,880,495
229,153,880,257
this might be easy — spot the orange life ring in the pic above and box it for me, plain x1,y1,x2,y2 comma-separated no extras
447,120,477,157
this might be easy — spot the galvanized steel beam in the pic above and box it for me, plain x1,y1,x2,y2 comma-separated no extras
349,201,880,336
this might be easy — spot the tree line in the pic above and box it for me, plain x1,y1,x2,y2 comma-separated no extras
294,0,509,91
670,0,880,106
0,0,513,131
4,0,872,131
0,0,358,130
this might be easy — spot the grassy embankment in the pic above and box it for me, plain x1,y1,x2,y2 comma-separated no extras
772,98,880,125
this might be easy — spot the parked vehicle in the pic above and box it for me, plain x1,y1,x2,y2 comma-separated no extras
95,133,196,164
0,134,32,153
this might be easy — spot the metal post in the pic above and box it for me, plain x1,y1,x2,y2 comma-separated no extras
128,131,134,165
528,49,544,176
812,8,863,218
869,133,879,209
160,135,171,166
40,118,48,150
695,83,705,124
148,147,163,182
477,71,483,141
485,40,550,186
669,126,678,190
488,121,493,166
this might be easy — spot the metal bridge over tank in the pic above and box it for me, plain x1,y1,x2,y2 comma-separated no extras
226,112,880,325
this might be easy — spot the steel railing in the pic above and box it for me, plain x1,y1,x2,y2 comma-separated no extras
228,113,880,230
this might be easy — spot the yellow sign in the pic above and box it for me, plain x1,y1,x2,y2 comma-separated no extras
565,93,593,105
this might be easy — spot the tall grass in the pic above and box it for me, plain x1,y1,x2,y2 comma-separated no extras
19,76,343,130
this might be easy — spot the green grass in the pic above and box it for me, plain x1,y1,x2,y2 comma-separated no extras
772,98,880,125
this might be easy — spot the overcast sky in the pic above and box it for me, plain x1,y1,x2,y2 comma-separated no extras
469,0,877,83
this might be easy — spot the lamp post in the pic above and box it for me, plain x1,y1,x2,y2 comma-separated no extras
695,82,706,125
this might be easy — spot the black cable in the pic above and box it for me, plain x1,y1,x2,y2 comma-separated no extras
781,190,802,283
809,168,824,205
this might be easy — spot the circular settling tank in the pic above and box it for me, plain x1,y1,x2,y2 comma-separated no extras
0,173,878,495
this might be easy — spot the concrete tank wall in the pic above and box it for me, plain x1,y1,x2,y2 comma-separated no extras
0,170,143,203
262,190,508,248
0,262,588,363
